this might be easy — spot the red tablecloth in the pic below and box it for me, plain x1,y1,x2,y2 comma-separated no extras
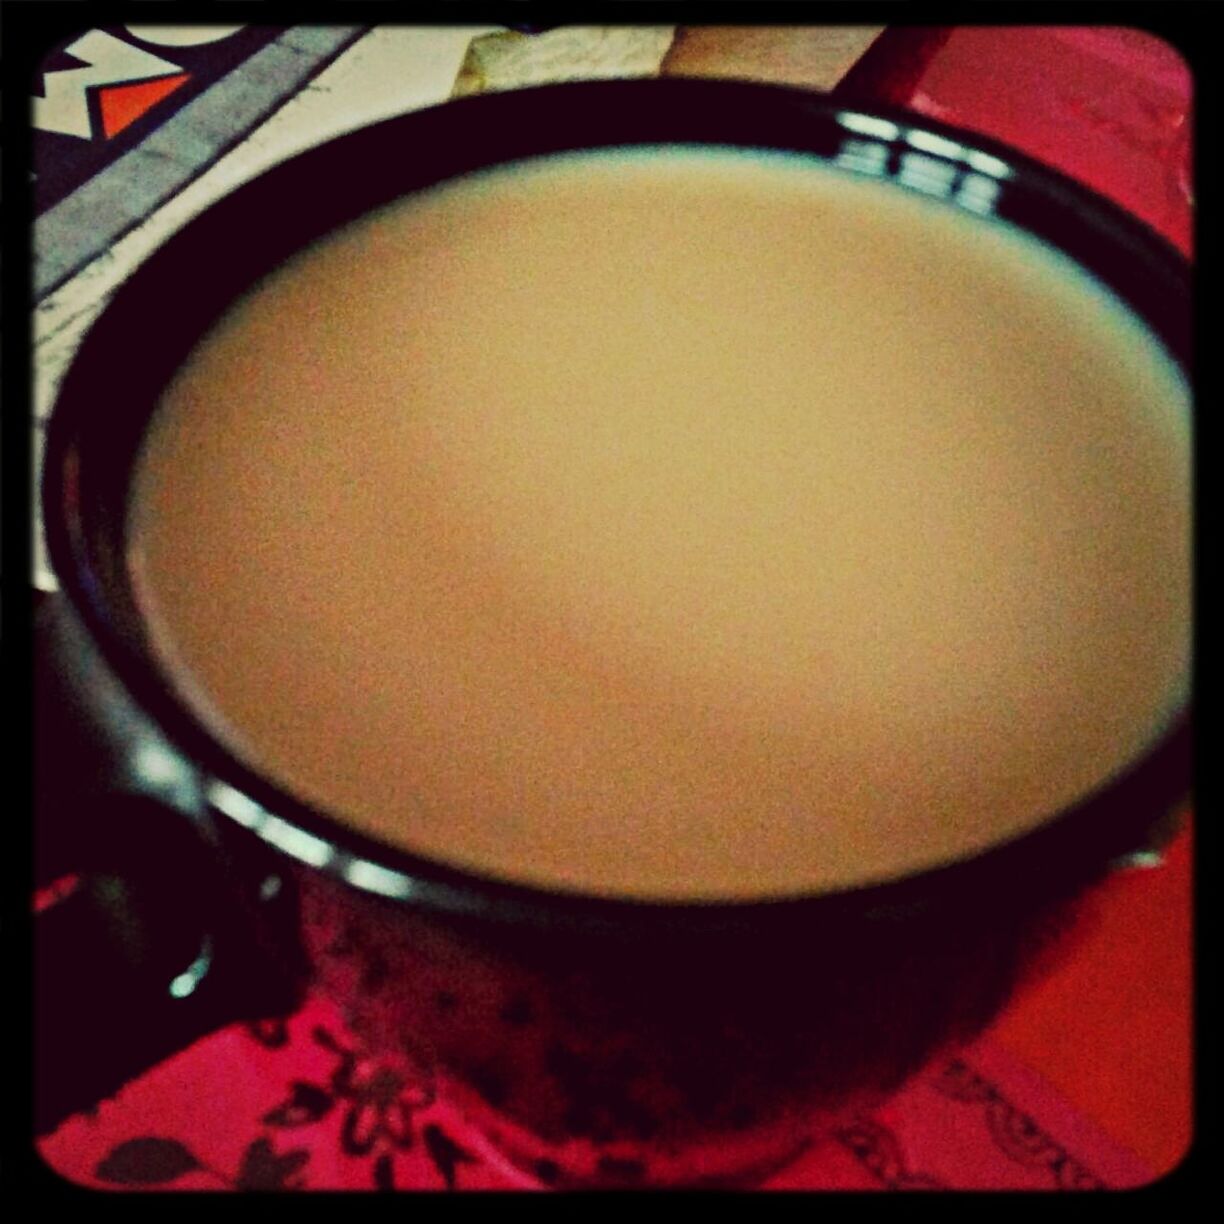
36,25,1194,1190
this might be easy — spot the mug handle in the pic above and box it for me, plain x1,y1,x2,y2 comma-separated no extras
33,593,308,1136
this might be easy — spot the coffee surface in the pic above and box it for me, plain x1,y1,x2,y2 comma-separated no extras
127,147,1191,899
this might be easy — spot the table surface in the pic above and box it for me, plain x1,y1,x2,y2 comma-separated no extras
30,23,1193,1189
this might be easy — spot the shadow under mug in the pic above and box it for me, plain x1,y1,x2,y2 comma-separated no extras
35,80,1192,1188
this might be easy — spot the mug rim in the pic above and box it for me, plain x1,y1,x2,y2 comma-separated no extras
40,77,1193,935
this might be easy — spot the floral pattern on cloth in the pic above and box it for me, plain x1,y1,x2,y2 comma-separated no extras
37,991,1157,1191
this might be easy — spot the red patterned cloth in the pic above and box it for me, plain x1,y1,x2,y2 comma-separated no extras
38,994,1154,1191
35,26,1192,1191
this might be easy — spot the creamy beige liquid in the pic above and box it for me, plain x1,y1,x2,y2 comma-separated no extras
127,147,1191,900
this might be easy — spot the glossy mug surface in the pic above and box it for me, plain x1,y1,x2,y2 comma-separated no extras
43,82,1192,1187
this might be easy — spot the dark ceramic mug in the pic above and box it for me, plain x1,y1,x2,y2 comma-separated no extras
35,79,1192,1188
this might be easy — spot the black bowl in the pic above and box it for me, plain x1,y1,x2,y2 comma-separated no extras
41,77,1191,937
38,77,1193,1185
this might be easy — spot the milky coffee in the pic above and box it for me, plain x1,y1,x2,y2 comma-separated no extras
127,148,1191,900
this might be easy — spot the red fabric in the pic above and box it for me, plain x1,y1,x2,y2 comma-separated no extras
991,821,1193,1180
35,26,1193,1190
37,994,1154,1190
899,26,1193,255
